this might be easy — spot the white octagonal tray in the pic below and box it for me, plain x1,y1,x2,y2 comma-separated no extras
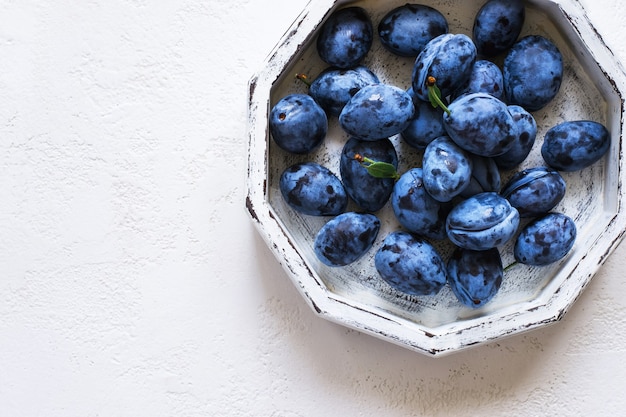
246,0,626,356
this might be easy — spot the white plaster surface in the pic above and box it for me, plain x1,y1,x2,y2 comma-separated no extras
1,0,626,415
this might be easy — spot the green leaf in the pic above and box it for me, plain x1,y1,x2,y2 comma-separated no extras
427,83,451,115
428,84,442,109
363,161,399,179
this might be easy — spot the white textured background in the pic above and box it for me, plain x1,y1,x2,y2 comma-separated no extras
1,0,626,416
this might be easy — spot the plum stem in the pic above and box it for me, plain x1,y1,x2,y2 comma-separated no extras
427,76,451,115
354,154,400,181
295,73,312,87
503,261,519,273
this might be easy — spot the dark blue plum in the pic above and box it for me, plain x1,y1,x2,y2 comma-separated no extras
314,212,380,267
504,35,563,111
374,231,447,296
423,136,473,202
443,92,518,157
339,83,414,141
473,0,525,57
401,94,446,149
446,192,520,250
452,59,504,101
340,137,398,212
501,167,566,217
378,4,448,57
514,212,577,266
316,7,373,69
460,155,501,198
391,168,450,240
541,120,610,172
412,33,477,101
494,105,537,170
269,94,327,154
309,66,379,116
279,162,347,216
447,248,503,308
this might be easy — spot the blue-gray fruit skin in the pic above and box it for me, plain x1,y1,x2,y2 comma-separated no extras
473,0,525,57
494,105,537,170
279,162,347,216
446,192,520,250
514,212,576,266
314,212,380,267
374,231,447,296
447,248,503,308
541,120,610,172
378,4,448,57
339,83,414,141
391,168,450,240
309,66,379,116
423,136,473,202
501,167,566,217
443,92,518,157
401,90,445,149
452,59,504,101
460,155,501,198
412,33,477,101
269,94,328,154
316,7,373,69
503,35,563,111
340,137,398,212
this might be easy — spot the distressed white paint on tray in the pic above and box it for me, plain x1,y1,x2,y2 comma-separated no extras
246,0,626,356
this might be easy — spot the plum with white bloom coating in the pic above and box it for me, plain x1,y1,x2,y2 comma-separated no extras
340,137,398,212
270,94,327,154
514,213,577,266
447,248,503,308
317,7,373,69
279,162,347,216
309,66,379,116
504,35,563,111
423,136,473,202
452,59,504,100
314,212,380,267
473,0,525,57
494,105,537,170
412,33,477,101
375,231,447,296
460,155,501,198
446,192,520,250
378,4,448,57
443,92,518,157
541,120,610,171
339,83,414,141
391,168,450,240
501,167,566,217
401,95,446,149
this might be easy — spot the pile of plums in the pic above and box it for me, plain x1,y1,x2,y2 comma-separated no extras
270,0,610,308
